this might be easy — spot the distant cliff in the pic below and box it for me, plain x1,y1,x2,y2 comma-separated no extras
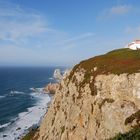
33,49,140,140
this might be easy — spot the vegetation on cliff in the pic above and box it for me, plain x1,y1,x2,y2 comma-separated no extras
110,127,140,140
21,129,39,140
71,48,140,77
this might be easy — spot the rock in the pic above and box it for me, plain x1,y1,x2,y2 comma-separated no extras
16,127,21,131
43,83,59,94
63,69,71,79
53,69,63,82
43,69,71,94
94,67,97,71
3,135,7,137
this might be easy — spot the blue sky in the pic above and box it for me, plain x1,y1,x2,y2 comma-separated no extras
0,0,140,66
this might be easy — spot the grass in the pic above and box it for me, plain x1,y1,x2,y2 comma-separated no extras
21,129,39,140
109,127,140,140
79,48,140,75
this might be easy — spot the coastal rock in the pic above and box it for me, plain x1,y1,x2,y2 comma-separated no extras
33,49,140,140
53,69,63,82
62,69,71,79
43,69,71,94
43,83,59,94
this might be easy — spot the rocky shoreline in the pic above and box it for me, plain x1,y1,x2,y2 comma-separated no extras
21,69,68,140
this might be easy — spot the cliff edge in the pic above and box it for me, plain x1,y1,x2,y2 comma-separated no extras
34,48,140,140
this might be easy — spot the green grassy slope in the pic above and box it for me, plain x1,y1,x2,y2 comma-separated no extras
78,48,140,75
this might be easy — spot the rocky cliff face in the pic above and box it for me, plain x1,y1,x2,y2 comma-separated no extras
34,49,140,140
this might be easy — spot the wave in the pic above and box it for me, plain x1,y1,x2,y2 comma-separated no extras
0,122,11,129
0,91,25,99
10,91,25,95
49,77,53,80
0,95,5,99
0,90,51,140
30,88,44,93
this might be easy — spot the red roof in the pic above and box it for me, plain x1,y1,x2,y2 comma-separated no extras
134,40,140,44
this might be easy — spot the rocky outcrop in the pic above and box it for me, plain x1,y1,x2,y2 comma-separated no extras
33,49,140,140
43,83,59,94
43,69,71,94
53,69,63,82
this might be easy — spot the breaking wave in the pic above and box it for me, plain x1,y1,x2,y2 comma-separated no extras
0,89,52,140
9,91,25,95
0,122,11,129
0,95,5,99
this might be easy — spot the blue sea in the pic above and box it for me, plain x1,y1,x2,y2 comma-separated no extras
0,67,65,140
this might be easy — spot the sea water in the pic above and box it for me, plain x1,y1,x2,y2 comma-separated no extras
0,67,64,140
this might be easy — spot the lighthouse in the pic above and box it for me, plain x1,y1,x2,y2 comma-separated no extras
127,40,140,50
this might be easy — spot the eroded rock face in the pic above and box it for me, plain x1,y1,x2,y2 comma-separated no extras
35,70,140,140
43,83,60,94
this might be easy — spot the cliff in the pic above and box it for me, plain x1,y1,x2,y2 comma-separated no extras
33,48,140,140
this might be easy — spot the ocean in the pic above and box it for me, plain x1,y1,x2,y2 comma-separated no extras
0,67,65,140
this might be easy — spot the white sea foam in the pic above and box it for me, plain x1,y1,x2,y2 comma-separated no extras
30,87,34,90
9,91,25,95
30,87,44,94
0,89,52,140
0,122,11,129
49,77,53,80
0,95,5,99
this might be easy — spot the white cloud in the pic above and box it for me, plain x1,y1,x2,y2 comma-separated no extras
0,1,97,66
0,1,93,47
0,4,50,42
54,32,95,49
109,5,132,15
98,5,133,20
1,1,126,68
61,32,94,44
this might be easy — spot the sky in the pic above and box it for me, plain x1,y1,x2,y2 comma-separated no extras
0,0,140,66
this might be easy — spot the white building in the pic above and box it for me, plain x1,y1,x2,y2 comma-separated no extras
127,40,140,50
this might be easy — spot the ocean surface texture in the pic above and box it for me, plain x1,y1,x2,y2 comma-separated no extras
0,67,64,140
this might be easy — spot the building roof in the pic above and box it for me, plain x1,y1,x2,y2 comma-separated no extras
127,40,140,50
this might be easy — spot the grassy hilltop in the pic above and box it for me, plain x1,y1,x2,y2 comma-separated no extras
73,48,140,75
